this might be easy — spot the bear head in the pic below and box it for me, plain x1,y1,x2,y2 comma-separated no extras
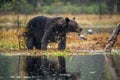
49,17,83,42
65,17,82,33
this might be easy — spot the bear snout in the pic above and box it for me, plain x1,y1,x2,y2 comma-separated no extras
79,28,83,32
76,27,82,33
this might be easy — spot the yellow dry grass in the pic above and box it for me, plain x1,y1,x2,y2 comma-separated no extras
0,28,120,52
0,14,120,53
0,14,120,26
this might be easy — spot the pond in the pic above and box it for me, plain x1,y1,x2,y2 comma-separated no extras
0,53,119,80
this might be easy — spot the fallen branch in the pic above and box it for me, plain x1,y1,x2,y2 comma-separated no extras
104,23,120,80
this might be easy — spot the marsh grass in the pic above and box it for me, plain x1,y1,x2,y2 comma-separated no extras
0,29,19,50
0,14,120,27
0,14,120,53
0,28,120,53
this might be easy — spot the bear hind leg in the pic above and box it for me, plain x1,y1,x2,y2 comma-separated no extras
26,36,34,49
34,42,41,49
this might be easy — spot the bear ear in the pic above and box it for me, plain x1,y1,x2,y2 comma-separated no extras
73,17,75,20
65,17,70,23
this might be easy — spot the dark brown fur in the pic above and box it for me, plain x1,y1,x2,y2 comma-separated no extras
25,16,82,50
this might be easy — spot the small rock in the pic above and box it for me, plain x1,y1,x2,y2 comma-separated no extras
88,29,93,34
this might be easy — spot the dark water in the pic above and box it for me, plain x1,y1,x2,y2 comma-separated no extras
0,54,119,80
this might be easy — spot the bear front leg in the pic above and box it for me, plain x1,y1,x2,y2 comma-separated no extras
58,36,66,50
34,42,41,49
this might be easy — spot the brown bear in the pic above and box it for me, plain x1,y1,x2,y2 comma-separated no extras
25,16,82,50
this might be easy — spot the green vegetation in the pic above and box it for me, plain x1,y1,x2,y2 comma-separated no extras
38,3,81,14
37,3,108,14
0,0,119,14
0,0,34,14
82,3,108,14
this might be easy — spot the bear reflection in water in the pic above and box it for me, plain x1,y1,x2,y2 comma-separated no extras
25,56,80,80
